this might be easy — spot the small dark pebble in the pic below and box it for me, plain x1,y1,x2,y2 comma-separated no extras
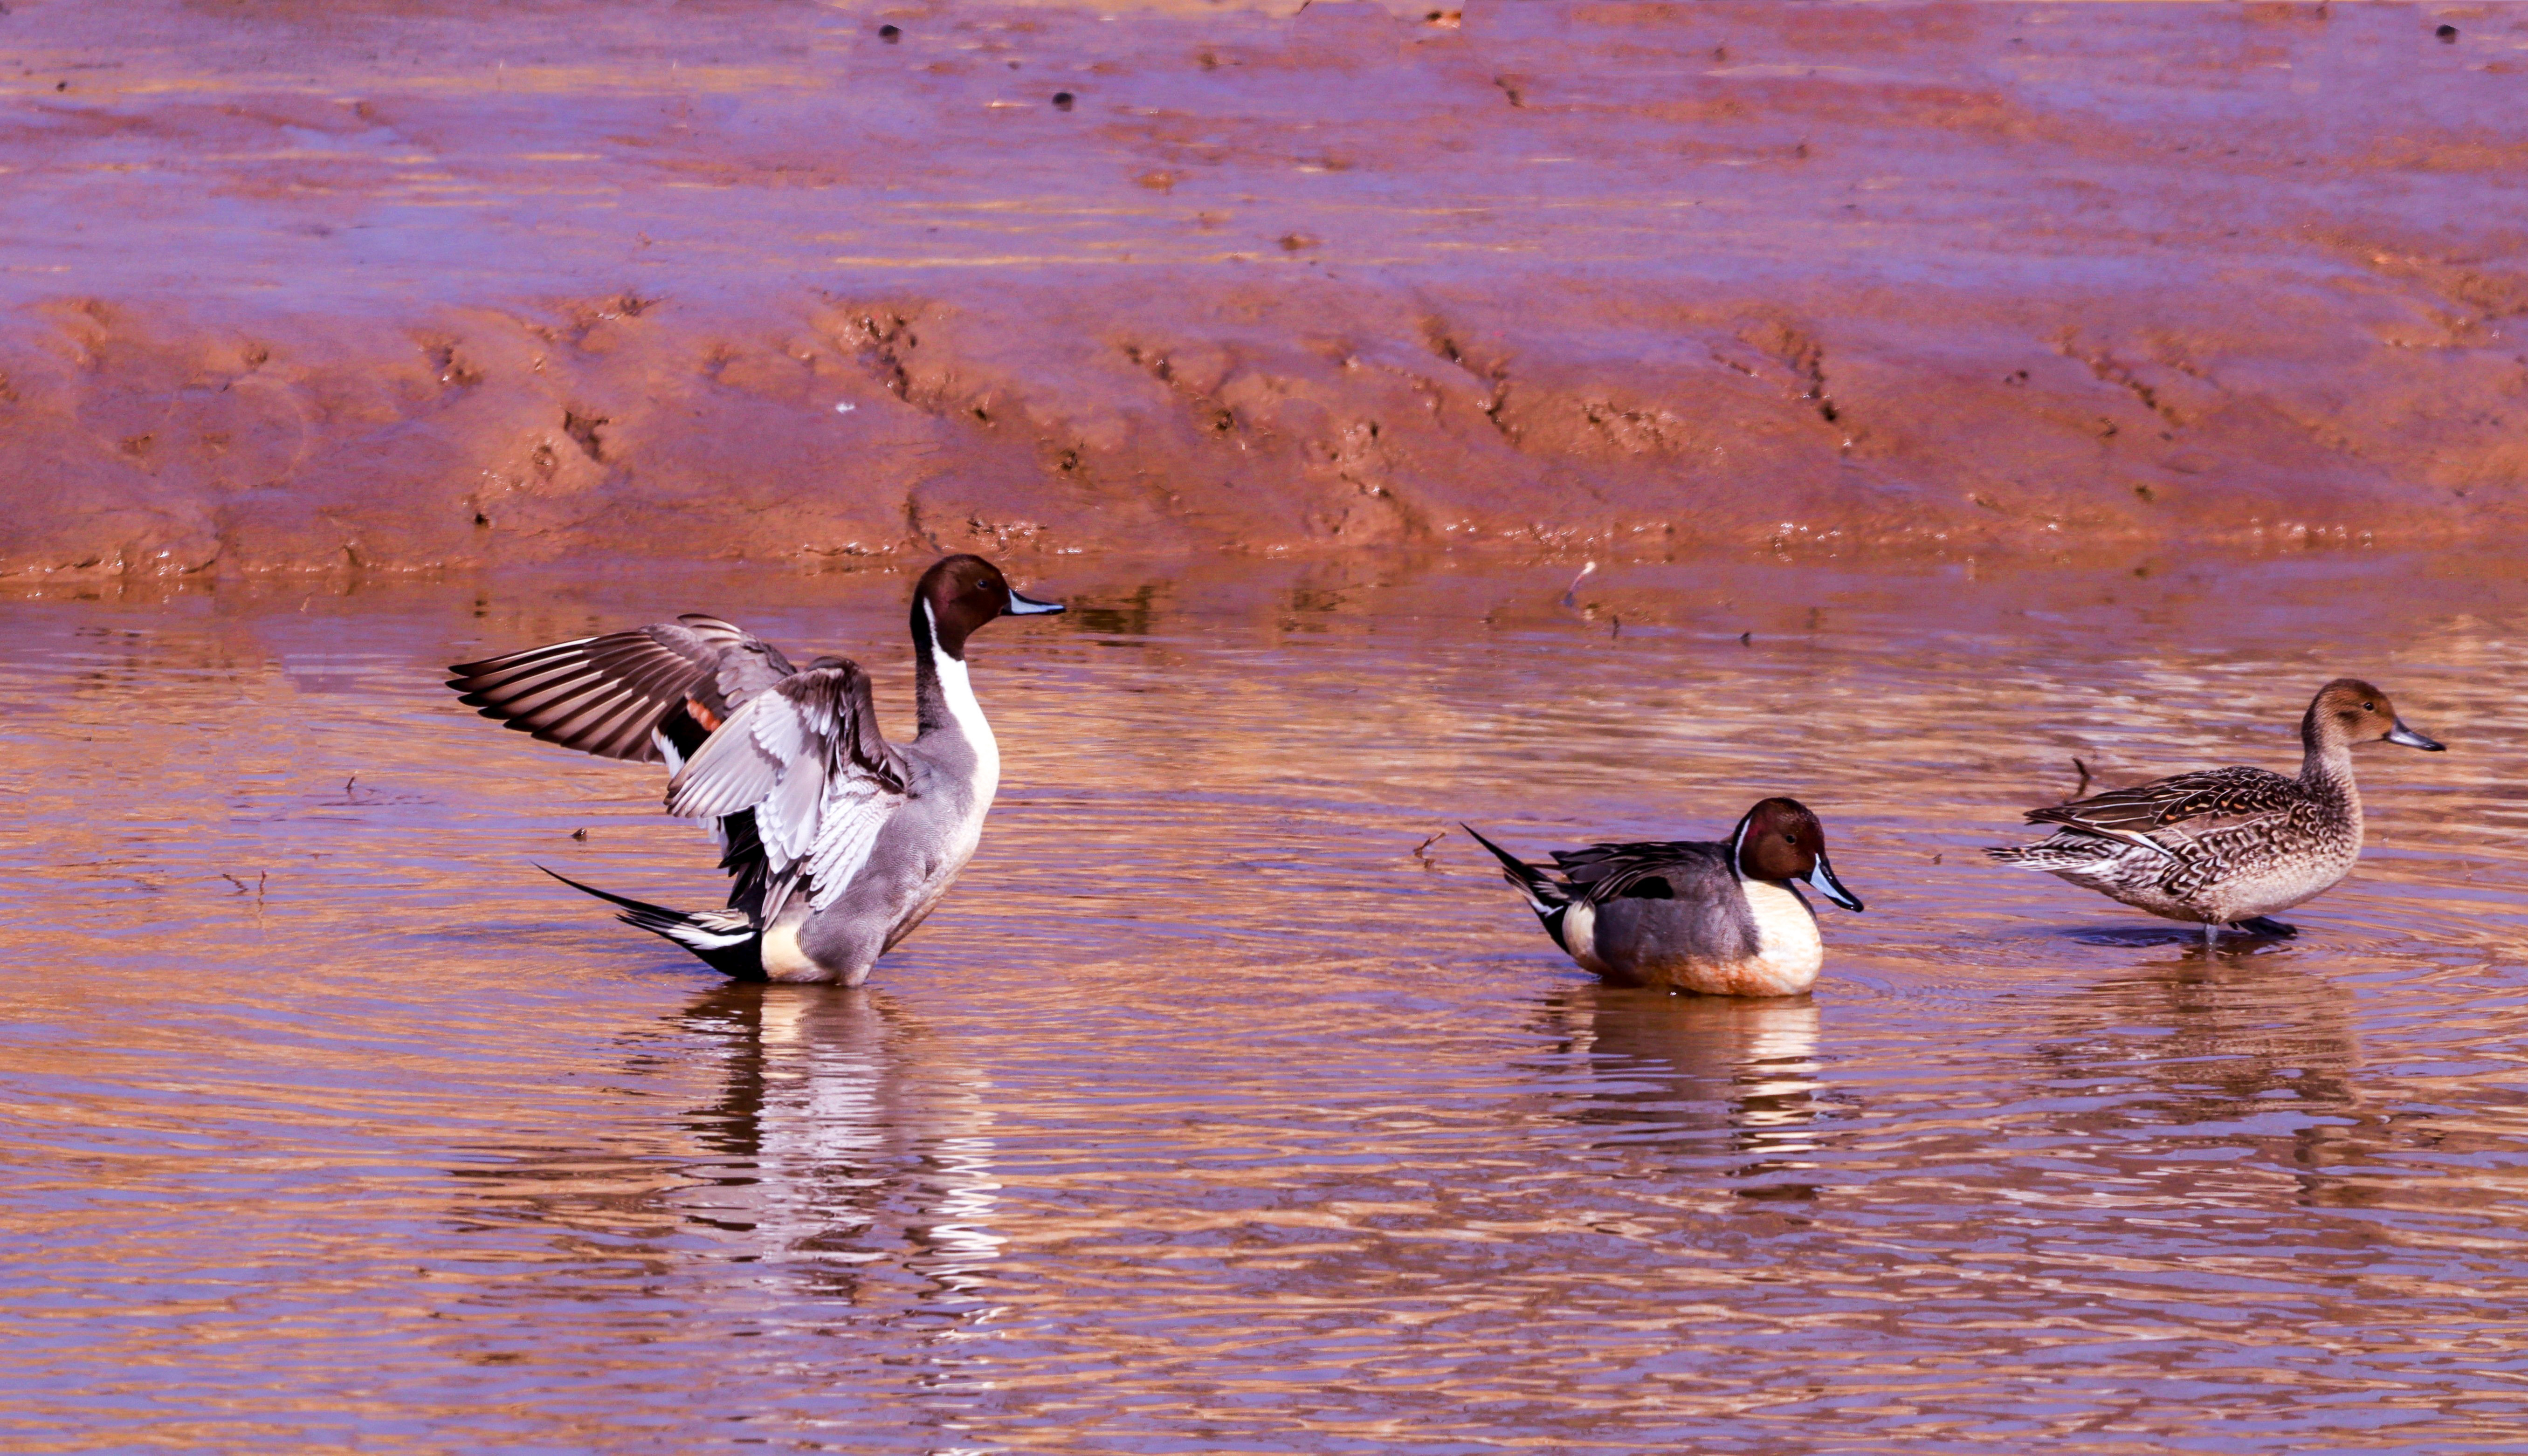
2437,24,2458,41
1739,631,1753,646
879,23,900,41
1052,91,1075,110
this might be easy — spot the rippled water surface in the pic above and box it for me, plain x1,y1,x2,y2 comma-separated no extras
5,555,2528,1454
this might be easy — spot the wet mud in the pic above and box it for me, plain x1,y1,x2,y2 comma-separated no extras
4,1,2527,576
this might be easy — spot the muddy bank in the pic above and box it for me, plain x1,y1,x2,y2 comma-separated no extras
1,0,2523,575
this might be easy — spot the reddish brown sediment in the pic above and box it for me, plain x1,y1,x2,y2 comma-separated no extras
1,0,2523,576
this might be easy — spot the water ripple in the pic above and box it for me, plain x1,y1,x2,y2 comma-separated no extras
2,558,2527,1452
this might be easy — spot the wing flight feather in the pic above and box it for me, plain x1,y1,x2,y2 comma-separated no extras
664,660,909,921
448,614,798,764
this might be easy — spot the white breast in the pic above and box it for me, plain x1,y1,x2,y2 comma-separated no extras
1737,879,1824,996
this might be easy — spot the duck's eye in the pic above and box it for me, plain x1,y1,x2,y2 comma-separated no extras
2362,701,2376,712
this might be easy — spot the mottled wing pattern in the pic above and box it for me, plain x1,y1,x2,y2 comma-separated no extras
666,662,909,921
2026,766,2300,834
2013,766,2316,895
2020,765,2299,865
1551,840,1735,906
448,614,798,763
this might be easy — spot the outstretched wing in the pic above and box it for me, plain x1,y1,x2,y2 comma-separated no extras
2026,765,2301,855
1550,839,1733,904
448,614,798,764
666,661,909,921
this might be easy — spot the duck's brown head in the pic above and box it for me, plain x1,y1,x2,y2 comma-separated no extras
913,554,1064,661
1731,797,1864,912
2305,678,2443,754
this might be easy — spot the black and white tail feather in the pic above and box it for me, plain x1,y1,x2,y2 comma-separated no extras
538,867,767,981
1461,824,1576,954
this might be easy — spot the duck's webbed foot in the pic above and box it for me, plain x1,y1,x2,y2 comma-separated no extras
2231,916,2298,938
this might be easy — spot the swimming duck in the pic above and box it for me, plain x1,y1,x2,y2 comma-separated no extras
1987,678,2443,944
1465,799,1865,996
446,554,1064,983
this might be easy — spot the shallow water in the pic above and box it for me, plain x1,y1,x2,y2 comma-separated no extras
5,554,2528,1454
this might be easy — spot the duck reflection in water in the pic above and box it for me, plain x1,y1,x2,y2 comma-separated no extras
450,985,1006,1320
2028,952,2395,1209
1531,984,1839,1203
677,984,1006,1303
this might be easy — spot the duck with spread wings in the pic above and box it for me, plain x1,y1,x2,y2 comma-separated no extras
445,554,1064,984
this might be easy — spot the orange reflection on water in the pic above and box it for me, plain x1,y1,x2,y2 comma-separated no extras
3,554,2527,1450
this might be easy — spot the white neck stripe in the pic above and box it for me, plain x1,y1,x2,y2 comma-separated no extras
923,601,1000,800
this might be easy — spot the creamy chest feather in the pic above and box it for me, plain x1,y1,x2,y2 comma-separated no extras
1740,878,1823,980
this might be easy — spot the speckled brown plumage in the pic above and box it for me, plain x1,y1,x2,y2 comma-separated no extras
1988,679,2443,936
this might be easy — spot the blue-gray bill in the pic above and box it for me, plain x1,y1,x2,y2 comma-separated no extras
2385,720,2444,751
1007,590,1065,616
1805,855,1865,912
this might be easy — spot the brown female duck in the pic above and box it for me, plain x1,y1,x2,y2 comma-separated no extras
1988,679,2442,943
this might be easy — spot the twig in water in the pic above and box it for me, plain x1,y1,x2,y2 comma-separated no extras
572,828,589,841
1739,631,1753,646
1413,831,1445,868
221,873,251,894
1558,560,1597,608
2069,757,2094,801
344,774,360,799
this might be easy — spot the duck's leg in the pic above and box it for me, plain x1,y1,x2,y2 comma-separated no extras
2233,916,2297,938
2202,920,2219,949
